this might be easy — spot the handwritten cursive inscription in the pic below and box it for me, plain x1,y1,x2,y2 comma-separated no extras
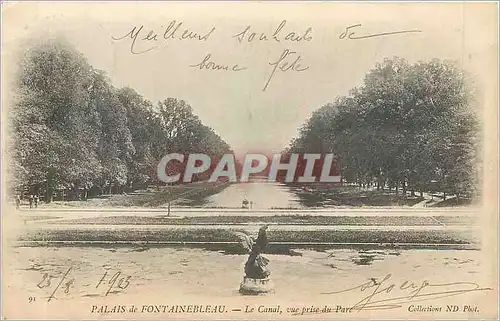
111,22,216,54
233,20,313,43
189,54,247,72
111,21,421,91
319,274,492,312
339,24,422,40
112,25,158,55
263,49,310,91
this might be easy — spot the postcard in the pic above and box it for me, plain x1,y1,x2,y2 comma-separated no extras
1,1,498,320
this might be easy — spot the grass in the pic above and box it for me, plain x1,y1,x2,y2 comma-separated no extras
24,216,63,221
49,215,477,226
37,182,231,208
287,185,426,207
19,227,477,246
433,198,474,207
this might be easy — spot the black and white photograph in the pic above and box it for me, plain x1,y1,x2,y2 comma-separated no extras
1,2,498,319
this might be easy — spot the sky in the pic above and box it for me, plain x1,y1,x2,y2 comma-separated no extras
2,2,497,156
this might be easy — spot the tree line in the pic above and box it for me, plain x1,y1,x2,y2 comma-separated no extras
285,57,480,200
9,40,232,202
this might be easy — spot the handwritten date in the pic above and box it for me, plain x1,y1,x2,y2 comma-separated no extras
37,267,74,302
96,270,132,296
36,268,131,302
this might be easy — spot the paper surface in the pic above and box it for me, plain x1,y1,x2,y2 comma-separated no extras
1,2,498,320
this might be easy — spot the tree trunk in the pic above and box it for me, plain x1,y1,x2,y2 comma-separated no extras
45,172,54,203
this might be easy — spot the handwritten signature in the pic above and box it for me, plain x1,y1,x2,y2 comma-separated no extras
36,267,132,302
316,274,492,312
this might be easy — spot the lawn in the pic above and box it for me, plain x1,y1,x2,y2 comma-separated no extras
48,214,477,226
35,182,231,208
19,226,478,251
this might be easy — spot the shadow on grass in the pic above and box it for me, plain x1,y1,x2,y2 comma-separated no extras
287,185,426,207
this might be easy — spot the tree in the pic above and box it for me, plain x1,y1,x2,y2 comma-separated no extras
12,40,101,201
286,57,479,200
9,39,234,201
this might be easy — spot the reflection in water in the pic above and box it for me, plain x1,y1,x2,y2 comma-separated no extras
171,180,407,209
166,178,428,209
176,180,302,209
173,182,340,208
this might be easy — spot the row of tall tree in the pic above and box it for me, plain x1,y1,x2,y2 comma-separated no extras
9,40,232,202
286,57,480,199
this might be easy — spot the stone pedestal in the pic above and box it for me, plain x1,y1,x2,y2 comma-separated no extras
239,276,274,295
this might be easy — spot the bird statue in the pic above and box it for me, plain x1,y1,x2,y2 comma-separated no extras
234,225,270,279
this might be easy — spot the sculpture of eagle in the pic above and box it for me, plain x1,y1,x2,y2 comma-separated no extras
233,224,269,253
